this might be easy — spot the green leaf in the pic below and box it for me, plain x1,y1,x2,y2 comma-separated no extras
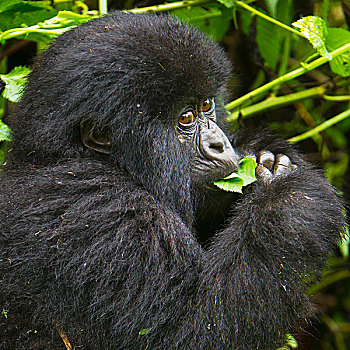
213,176,245,193
239,9,253,36
172,6,231,41
0,10,98,44
0,0,24,13
217,0,235,8
286,334,298,349
213,156,257,193
232,156,257,185
0,120,12,142
339,223,349,258
254,1,292,71
1,66,31,103
276,333,298,350
292,16,331,59
172,6,222,22
326,28,350,77
1,308,9,319
138,328,151,336
56,10,97,24
275,0,293,25
0,0,57,32
256,16,282,70
264,0,279,17
321,0,330,22
0,140,10,165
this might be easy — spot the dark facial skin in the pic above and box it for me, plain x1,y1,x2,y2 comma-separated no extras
175,97,240,184
174,97,298,197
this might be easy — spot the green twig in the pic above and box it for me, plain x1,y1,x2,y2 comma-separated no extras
306,270,350,296
275,33,292,85
0,12,98,42
99,0,108,15
75,1,89,15
225,42,350,111
324,95,350,101
288,108,350,143
234,0,304,38
227,85,327,121
321,315,348,350
127,0,211,13
0,28,67,41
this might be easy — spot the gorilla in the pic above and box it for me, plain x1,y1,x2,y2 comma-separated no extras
0,12,345,350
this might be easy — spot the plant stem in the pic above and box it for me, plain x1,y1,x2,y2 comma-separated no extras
306,270,350,296
128,0,211,13
321,315,348,350
227,85,327,121
75,1,89,15
99,0,108,15
0,28,67,41
324,95,350,101
288,108,350,143
225,42,350,111
275,33,292,84
234,0,304,38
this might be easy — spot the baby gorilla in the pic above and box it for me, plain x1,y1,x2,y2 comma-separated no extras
0,12,345,350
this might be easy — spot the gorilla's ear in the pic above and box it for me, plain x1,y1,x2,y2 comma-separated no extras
80,118,112,154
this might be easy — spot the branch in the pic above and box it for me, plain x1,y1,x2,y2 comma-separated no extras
227,85,327,121
234,0,304,38
306,270,350,296
99,0,108,15
225,43,350,111
288,108,350,143
127,0,212,13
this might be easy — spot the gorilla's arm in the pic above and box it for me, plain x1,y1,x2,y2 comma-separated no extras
60,138,342,350
196,131,344,349
0,159,203,349
0,150,343,350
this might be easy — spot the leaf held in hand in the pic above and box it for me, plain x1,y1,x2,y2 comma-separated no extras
213,156,257,193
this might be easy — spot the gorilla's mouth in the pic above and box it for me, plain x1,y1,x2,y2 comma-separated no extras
202,166,238,191
192,157,238,187
205,183,221,192
204,182,221,191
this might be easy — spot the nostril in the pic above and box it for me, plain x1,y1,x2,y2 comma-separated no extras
209,142,224,153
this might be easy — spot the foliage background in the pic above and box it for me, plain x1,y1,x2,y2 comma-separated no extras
0,0,349,349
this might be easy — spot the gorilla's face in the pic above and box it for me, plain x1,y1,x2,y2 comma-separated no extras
175,97,239,184
79,95,239,189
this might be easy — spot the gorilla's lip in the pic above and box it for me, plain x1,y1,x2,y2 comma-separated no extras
205,183,221,191
205,167,238,191
214,166,237,182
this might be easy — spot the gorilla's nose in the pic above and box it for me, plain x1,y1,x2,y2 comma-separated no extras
200,120,239,169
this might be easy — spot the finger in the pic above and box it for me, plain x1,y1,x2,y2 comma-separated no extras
258,151,275,171
275,154,292,168
274,154,293,176
256,165,273,182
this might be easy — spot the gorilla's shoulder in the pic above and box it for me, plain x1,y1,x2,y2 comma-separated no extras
0,159,159,219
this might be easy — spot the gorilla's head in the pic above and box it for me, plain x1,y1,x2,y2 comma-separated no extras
13,13,239,221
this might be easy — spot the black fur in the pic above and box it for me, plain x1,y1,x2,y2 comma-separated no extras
0,12,345,350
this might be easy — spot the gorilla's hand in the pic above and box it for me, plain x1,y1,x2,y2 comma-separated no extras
255,150,297,182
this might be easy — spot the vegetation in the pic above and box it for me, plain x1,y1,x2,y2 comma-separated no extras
0,0,349,349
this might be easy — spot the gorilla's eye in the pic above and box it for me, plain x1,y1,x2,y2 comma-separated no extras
202,98,214,113
179,111,195,125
